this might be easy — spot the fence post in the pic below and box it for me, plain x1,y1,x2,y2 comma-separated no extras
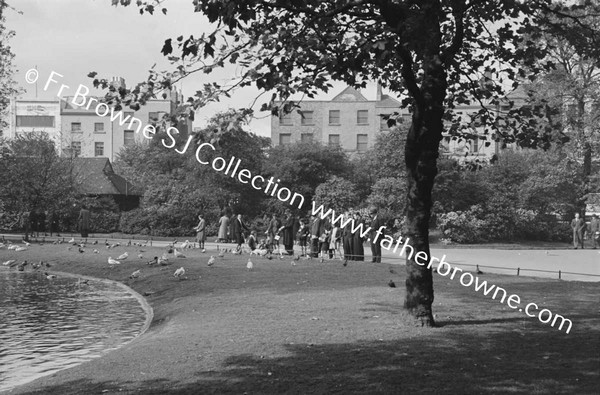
559,270,561,280
517,267,520,276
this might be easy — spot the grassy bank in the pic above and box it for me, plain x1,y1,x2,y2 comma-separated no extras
1,241,598,394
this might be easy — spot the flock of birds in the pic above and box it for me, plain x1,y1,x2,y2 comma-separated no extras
1,235,401,290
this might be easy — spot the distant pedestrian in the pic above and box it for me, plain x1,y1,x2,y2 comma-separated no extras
194,214,206,249
247,230,257,251
369,207,384,263
297,218,310,256
280,210,295,255
329,225,341,259
589,214,600,249
571,213,585,249
342,212,354,260
310,215,323,258
292,214,301,244
21,210,31,242
352,212,365,261
218,213,229,242
78,205,91,238
232,214,249,250
267,214,281,252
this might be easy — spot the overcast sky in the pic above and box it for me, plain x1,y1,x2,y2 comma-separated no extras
5,0,386,137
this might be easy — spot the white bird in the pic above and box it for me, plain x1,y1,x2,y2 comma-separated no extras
207,255,216,267
68,237,75,244
130,269,141,279
174,248,186,258
201,248,206,253
117,252,129,260
23,241,30,246
218,250,225,258
44,272,57,280
108,257,121,266
180,240,190,249
173,267,185,280
246,259,253,271
138,253,144,259
8,244,18,250
14,246,27,252
93,249,99,254
2,259,16,266
161,252,169,261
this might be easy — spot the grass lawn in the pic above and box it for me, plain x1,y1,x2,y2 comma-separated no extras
2,241,599,394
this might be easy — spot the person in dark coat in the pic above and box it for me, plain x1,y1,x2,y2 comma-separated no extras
352,212,365,261
267,214,281,252
369,207,385,263
22,210,31,242
232,214,249,249
280,210,295,255
292,215,301,244
78,205,91,238
310,215,323,258
342,212,354,261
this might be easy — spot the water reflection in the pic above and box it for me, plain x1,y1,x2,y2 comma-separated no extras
0,271,148,392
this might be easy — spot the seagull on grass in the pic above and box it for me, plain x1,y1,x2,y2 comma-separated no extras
174,248,186,258
388,280,396,288
108,257,121,266
246,259,253,271
130,269,141,279
2,259,16,266
173,267,185,280
44,272,57,280
117,252,129,260
207,256,215,267
147,256,158,265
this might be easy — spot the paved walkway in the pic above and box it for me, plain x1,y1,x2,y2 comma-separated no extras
3,233,599,281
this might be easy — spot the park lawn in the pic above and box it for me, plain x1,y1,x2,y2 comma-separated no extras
2,241,598,395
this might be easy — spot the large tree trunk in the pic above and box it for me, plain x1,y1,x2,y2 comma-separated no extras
403,69,446,327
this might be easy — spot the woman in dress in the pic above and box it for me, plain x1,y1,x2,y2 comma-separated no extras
342,212,354,261
218,213,229,242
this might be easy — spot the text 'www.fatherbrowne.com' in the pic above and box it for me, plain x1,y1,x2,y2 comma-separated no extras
311,201,573,334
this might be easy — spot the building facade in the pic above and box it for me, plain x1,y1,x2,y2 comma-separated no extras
6,78,191,161
271,86,405,153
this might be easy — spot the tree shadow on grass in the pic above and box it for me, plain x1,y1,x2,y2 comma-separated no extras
17,322,599,395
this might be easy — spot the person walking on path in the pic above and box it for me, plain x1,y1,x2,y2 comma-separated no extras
589,214,600,249
194,214,206,249
218,213,229,242
571,213,586,249
78,205,91,238
369,207,385,263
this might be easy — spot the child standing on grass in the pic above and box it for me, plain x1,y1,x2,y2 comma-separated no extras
247,230,257,251
297,218,310,256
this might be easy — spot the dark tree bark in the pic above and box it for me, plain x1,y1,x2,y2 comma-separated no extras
401,4,447,327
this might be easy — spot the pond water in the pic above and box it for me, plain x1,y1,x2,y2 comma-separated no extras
0,270,149,392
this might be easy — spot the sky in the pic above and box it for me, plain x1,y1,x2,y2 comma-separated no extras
4,0,383,137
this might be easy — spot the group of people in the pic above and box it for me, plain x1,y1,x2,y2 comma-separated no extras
20,207,85,241
571,213,600,249
200,207,387,262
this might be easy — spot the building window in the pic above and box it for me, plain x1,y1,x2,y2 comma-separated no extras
329,110,340,125
328,134,340,147
357,134,368,152
471,137,479,153
94,142,104,157
94,122,105,133
300,133,313,142
300,111,314,125
71,122,82,132
279,133,291,146
279,111,292,125
16,115,55,127
124,130,135,146
357,110,368,125
124,111,135,119
71,141,81,157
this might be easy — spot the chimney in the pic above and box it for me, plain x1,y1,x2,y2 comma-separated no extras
376,82,383,101
110,77,126,90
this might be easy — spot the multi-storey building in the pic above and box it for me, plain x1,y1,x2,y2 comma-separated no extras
6,78,191,161
271,85,405,153
6,99,62,146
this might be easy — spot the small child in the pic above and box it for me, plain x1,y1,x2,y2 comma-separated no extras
247,231,257,251
297,219,310,256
